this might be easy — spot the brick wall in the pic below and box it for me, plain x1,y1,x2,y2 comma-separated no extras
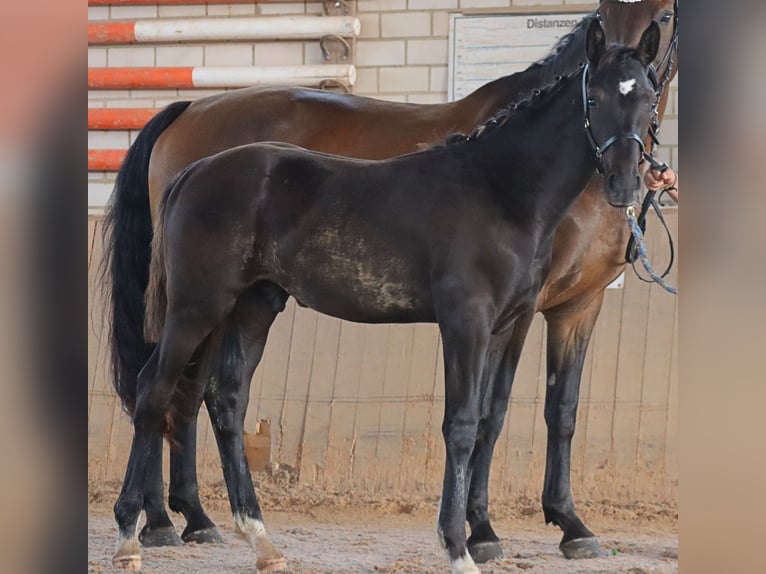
87,0,678,205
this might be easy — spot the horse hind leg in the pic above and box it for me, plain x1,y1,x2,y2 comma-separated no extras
136,439,183,547
168,408,223,544
205,283,288,572
113,290,238,569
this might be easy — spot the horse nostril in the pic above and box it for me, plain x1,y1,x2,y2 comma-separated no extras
607,174,616,188
634,175,641,189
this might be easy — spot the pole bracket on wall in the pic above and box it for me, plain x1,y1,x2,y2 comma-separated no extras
319,79,351,93
323,0,351,16
320,34,351,63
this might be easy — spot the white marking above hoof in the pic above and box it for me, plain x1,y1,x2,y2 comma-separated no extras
112,554,142,571
619,79,636,95
256,556,288,573
113,534,141,570
234,514,267,539
452,553,481,574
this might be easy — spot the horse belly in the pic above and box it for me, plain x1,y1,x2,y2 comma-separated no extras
272,241,434,324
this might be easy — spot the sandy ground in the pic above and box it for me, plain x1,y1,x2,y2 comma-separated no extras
89,482,677,574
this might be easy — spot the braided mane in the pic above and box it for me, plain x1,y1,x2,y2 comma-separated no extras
433,12,599,149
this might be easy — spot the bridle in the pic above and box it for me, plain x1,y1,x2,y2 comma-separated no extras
644,0,679,170
581,62,647,175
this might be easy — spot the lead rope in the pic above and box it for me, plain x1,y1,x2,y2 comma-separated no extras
625,205,678,295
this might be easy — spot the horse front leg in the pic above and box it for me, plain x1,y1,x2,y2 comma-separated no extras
436,304,493,574
466,311,535,564
542,294,606,559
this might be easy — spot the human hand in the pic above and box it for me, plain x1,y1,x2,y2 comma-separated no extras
644,167,678,202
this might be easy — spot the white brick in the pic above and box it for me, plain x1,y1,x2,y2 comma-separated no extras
129,89,180,100
156,46,204,67
304,42,326,66
158,5,207,17
358,13,381,38
176,89,226,98
88,48,107,68
657,118,678,146
89,90,132,100
407,39,448,65
461,0,510,8
258,2,307,15
204,44,254,67
430,66,448,92
253,43,304,66
105,100,152,109
109,6,158,19
107,47,155,68
354,68,379,94
512,0,560,5
88,101,105,109
381,12,431,38
356,40,406,66
88,7,109,21
432,12,450,37
206,4,257,16
88,131,130,150
358,0,408,12
408,0,458,9
379,66,430,93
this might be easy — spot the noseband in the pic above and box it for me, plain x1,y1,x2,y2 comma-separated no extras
581,63,646,175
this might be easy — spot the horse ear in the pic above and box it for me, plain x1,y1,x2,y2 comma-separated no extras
637,21,661,66
585,18,607,67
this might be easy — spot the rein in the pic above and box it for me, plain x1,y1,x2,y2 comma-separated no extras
625,205,678,294
620,0,679,292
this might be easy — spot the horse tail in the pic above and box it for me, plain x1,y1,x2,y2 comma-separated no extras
143,177,176,347
101,100,192,417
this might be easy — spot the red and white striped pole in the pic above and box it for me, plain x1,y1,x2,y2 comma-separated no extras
89,0,296,5
89,150,128,171
88,17,361,45
89,108,158,130
88,65,356,89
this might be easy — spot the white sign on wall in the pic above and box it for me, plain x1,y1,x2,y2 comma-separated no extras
448,11,589,101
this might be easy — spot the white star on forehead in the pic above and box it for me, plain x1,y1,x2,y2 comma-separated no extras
619,79,636,95
615,0,645,3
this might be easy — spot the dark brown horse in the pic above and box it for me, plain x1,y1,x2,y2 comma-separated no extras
112,23,660,573
102,0,678,565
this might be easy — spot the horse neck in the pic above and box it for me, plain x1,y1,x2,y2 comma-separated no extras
454,66,546,125
471,75,596,237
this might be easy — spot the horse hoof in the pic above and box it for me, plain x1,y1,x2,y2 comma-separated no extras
467,541,503,564
139,525,183,547
182,526,224,545
112,553,142,571
256,556,287,573
560,537,607,559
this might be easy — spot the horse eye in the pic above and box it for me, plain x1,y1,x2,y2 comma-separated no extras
660,11,673,23
588,98,597,108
